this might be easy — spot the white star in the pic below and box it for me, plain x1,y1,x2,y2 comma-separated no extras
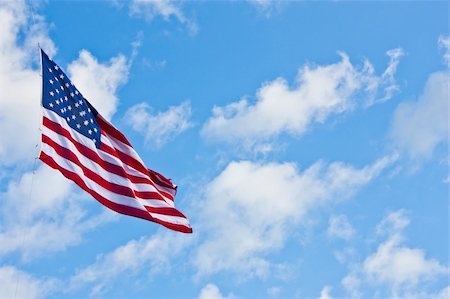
72,115,76,120
55,89,59,94
60,109,64,113
84,120,89,126
64,96,68,101
54,77,59,81
48,68,52,73
88,129,92,134
67,117,70,121
60,74,64,79
93,139,97,143
75,102,79,108
88,108,91,113
49,103,54,108
70,92,74,97
76,123,81,129
90,118,94,123
60,86,64,90
49,91,54,96
49,79,53,84
65,83,70,88
54,65,59,70
93,128,98,132
75,90,79,95
55,99,60,105
78,100,83,105
67,106,72,111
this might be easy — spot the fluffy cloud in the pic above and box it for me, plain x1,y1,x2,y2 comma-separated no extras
70,231,193,295
390,36,449,161
318,286,333,299
327,214,355,240
0,0,128,260
0,266,58,299
364,210,447,290
194,155,395,277
129,0,197,33
0,166,116,260
202,49,402,148
67,50,130,120
124,101,192,147
0,1,55,166
342,210,448,298
198,283,235,299
0,1,130,165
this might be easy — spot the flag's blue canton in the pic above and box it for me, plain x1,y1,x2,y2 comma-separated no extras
41,50,101,148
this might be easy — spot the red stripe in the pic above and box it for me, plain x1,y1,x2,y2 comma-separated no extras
97,115,131,147
148,168,177,191
39,151,192,233
42,134,170,202
145,206,187,218
43,117,174,201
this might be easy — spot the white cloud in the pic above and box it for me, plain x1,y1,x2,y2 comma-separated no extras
341,273,361,299
248,0,284,17
0,0,134,264
439,36,450,68
364,235,447,289
67,50,130,120
0,266,59,299
198,283,235,299
318,286,333,299
342,210,448,298
435,286,450,299
0,1,130,166
70,231,193,295
0,1,55,166
327,214,355,240
267,286,281,297
390,36,449,161
124,101,192,147
364,211,447,290
202,49,402,148
0,166,116,261
194,155,395,278
129,0,197,34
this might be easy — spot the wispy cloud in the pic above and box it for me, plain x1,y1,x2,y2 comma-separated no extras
0,265,59,299
129,0,197,34
390,36,449,162
198,283,235,299
202,49,403,150
193,155,395,278
327,214,355,241
341,210,448,298
70,231,193,296
124,101,193,147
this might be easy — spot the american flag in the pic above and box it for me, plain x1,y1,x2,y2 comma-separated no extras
39,49,192,233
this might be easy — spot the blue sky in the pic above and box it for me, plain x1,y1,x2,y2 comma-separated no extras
0,1,448,298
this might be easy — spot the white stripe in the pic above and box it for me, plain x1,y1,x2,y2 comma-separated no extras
41,143,177,210
149,213,191,227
